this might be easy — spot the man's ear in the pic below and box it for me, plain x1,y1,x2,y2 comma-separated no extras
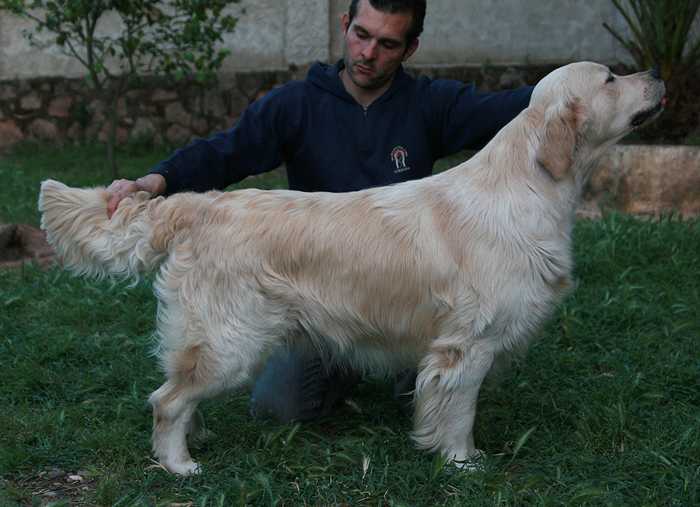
535,99,582,181
403,37,419,61
341,12,350,33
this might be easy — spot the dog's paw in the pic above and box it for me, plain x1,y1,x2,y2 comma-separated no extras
167,460,202,476
451,449,485,472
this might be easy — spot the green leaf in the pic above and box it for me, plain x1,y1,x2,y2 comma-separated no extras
510,425,538,462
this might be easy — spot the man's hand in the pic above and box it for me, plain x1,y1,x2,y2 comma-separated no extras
106,174,166,218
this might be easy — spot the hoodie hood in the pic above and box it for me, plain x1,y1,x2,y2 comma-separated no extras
307,59,414,108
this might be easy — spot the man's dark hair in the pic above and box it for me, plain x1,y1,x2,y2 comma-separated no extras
348,0,427,45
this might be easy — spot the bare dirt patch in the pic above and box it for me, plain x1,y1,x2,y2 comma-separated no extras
0,224,54,269
5,468,97,506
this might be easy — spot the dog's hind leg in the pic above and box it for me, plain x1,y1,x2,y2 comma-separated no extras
149,378,206,475
148,341,259,475
412,339,494,470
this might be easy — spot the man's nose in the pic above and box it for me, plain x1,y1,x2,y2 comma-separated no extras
361,40,378,60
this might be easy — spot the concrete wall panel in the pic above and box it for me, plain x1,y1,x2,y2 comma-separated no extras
0,0,644,80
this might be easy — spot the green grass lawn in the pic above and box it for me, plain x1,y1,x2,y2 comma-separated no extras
0,144,698,506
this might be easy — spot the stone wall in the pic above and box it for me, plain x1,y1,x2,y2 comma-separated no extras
0,0,683,150
585,145,700,218
0,64,552,151
0,68,302,150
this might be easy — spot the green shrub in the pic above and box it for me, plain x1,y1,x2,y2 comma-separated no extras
603,0,700,94
603,0,700,141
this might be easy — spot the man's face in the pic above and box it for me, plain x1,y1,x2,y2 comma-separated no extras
341,0,419,91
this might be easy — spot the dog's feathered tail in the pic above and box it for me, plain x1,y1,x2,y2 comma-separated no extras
38,179,167,281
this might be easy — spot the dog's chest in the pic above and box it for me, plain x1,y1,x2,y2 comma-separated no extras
486,243,573,350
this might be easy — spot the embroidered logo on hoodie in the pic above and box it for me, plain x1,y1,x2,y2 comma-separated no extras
391,146,410,173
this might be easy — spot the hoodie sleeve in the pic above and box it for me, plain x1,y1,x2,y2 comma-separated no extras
425,79,533,158
148,86,294,195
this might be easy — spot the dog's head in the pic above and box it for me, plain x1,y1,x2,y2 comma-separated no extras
530,62,666,181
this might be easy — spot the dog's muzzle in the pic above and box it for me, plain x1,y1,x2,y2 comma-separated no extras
630,99,665,128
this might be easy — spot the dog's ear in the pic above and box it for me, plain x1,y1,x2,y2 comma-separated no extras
535,99,582,181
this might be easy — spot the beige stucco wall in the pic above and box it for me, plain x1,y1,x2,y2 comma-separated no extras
329,0,628,65
1,0,632,80
0,0,330,79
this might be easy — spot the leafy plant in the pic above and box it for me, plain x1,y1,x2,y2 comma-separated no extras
0,0,240,177
602,1,700,141
603,0,700,95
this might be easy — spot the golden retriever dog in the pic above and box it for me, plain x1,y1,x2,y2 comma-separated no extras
38,62,665,475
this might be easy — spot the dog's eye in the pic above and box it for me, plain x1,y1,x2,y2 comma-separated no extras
605,74,615,84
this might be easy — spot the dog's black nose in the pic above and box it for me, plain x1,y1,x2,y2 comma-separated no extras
651,65,661,80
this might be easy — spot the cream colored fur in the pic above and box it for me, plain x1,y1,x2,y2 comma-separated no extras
38,62,665,475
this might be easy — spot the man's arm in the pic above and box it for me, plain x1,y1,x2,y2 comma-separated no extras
425,79,534,158
106,85,296,214
149,96,286,196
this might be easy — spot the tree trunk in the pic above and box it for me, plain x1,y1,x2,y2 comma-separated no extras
107,94,119,179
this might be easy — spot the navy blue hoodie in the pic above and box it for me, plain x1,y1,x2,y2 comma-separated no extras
150,60,533,194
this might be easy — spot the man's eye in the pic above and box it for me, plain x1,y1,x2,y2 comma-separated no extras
606,74,616,83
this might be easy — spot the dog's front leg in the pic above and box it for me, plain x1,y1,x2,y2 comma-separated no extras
411,340,493,469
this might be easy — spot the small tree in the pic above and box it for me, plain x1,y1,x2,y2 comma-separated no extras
1,0,240,177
